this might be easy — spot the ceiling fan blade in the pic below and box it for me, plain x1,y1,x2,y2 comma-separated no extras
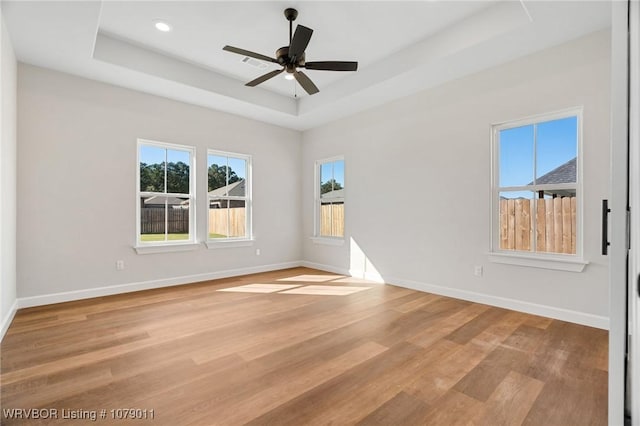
293,70,319,95
246,69,284,87
289,25,313,61
304,61,358,72
223,45,278,64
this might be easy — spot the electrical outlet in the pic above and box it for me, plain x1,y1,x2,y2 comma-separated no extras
474,265,483,277
256,249,261,256
116,260,125,271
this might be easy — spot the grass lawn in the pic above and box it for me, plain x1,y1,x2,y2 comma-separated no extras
141,233,229,241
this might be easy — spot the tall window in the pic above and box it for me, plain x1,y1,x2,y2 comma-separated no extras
316,157,345,238
492,109,581,256
208,150,251,241
137,139,195,244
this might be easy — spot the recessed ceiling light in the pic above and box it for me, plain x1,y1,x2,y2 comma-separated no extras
284,74,295,80
154,20,172,32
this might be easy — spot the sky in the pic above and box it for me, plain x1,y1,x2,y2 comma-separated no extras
320,160,345,189
140,145,190,166
499,116,577,196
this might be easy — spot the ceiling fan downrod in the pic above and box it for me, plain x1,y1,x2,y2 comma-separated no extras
284,8,298,45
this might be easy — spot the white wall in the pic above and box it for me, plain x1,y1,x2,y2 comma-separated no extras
0,9,18,336
17,64,302,301
302,30,611,327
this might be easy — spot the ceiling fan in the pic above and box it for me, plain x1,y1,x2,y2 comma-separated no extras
223,8,358,95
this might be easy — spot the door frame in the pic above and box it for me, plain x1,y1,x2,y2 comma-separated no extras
609,1,630,425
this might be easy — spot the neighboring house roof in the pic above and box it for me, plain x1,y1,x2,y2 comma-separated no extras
143,195,188,206
321,188,344,198
533,157,576,185
208,179,245,197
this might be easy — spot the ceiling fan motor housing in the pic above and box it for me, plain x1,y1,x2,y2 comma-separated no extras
276,46,305,67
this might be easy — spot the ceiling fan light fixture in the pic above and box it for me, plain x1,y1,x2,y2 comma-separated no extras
284,73,295,80
153,20,172,32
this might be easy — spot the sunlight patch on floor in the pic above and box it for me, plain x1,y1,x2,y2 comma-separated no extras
279,285,371,296
217,284,302,293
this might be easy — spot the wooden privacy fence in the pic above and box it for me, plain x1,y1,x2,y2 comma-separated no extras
141,208,189,234
320,204,344,237
500,197,576,254
209,207,245,237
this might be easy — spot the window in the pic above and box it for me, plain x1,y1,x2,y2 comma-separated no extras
492,109,582,261
207,150,251,241
315,157,345,239
137,139,195,245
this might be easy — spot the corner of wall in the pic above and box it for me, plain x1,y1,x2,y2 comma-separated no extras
0,8,19,341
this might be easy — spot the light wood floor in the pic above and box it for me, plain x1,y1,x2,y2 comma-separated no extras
1,267,607,425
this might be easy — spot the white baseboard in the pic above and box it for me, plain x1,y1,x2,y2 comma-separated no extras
383,275,609,330
300,261,350,276
17,261,303,309
303,262,609,330
1,298,18,341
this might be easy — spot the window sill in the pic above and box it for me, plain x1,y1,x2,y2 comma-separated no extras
206,239,254,249
135,242,201,255
487,252,588,272
311,237,345,247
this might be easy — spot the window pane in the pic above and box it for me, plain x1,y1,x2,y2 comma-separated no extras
140,196,166,242
535,189,576,254
167,197,190,241
332,202,344,237
208,155,228,193
209,198,229,238
139,145,165,192
228,157,247,197
499,125,534,187
167,149,190,194
320,160,344,198
228,200,247,238
320,201,344,237
536,116,577,184
498,191,533,251
320,162,333,196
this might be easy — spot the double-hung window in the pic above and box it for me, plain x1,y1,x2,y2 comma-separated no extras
137,139,195,245
207,150,252,242
491,108,584,270
315,157,345,239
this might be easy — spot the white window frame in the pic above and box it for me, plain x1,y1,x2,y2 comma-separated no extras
135,139,197,254
489,108,588,272
312,156,345,245
206,149,253,248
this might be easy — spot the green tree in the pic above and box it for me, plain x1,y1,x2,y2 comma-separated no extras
320,179,343,195
208,164,239,191
167,161,190,194
140,161,190,194
139,162,164,192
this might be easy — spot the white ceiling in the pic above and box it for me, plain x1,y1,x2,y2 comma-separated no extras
2,1,612,130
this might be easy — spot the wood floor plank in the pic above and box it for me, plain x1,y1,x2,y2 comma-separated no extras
355,391,431,426
453,346,530,402
0,267,608,425
473,371,544,426
420,389,484,425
